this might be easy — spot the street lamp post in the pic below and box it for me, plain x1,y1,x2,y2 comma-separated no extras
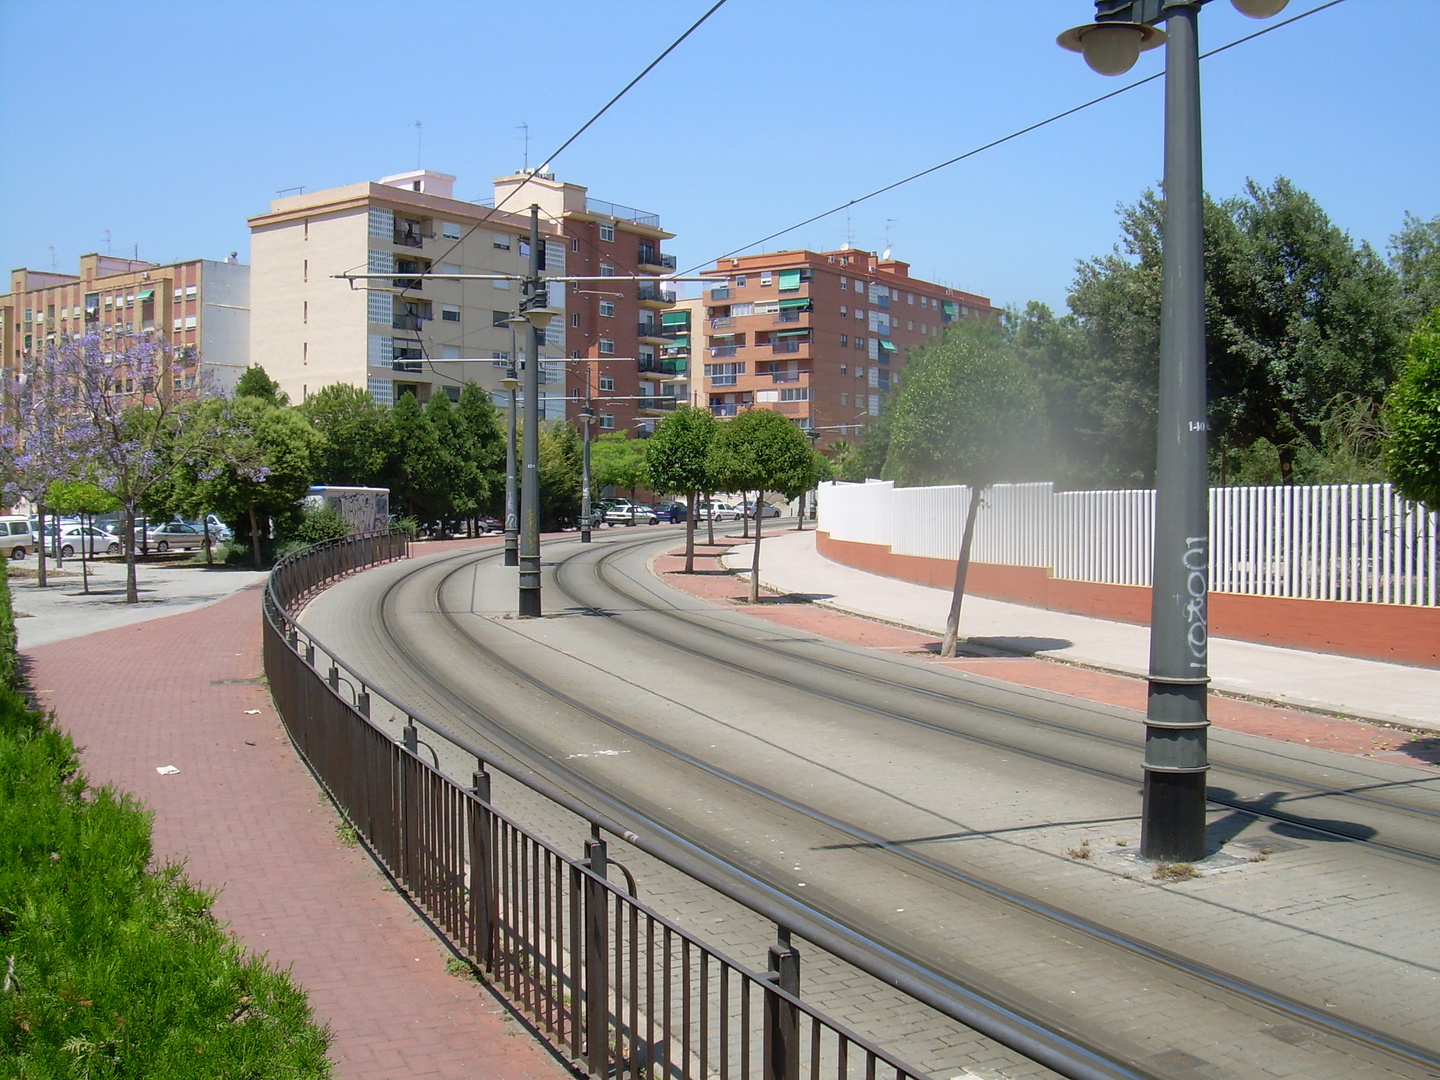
516,204,556,618
1060,0,1288,862
580,402,596,543
501,344,520,567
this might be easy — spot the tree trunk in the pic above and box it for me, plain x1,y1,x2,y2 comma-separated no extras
248,504,263,569
706,493,715,547
940,485,986,659
52,509,63,570
203,516,214,567
742,492,751,539
80,511,90,595
124,506,139,604
795,489,805,531
749,497,765,604
35,500,48,588
684,489,696,573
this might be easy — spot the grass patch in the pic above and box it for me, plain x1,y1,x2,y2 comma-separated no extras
1066,840,1093,860
0,562,331,1074
335,823,358,848
1152,862,1199,882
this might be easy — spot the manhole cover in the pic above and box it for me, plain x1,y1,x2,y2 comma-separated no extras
1234,836,1304,853
1263,1024,1313,1045
1146,1049,1208,1070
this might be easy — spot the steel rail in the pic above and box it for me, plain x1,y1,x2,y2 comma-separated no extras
400,540,1440,1076
282,535,1152,1080
572,534,1440,863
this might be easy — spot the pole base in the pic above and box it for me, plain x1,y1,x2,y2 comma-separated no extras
518,588,541,619
1141,769,1208,862
580,528,592,544
504,541,519,567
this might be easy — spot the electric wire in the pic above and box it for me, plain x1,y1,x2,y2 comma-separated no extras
676,0,1348,278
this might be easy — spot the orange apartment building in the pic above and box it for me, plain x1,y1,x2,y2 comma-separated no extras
697,249,998,446
2,253,250,396
492,172,679,435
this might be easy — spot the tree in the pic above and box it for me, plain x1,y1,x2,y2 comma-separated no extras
883,318,1045,657
183,396,320,567
644,406,716,572
825,439,864,483
591,431,648,523
454,382,506,520
47,480,120,593
1391,212,1440,332
384,393,447,521
792,449,834,530
235,364,289,408
299,383,391,486
537,421,582,530
708,409,813,603
1384,308,1440,509
44,332,219,602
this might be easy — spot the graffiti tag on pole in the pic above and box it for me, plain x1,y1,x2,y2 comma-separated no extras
1183,536,1208,666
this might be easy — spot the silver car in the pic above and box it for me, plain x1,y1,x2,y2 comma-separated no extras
146,521,208,552
55,524,123,558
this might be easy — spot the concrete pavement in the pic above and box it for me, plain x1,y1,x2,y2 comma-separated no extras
722,526,1440,731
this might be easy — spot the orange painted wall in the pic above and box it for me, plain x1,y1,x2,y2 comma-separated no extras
815,532,1440,669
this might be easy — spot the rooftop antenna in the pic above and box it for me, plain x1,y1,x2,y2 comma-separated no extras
884,219,896,254
414,121,422,169
845,208,854,249
102,228,111,256
47,244,56,271
518,122,530,171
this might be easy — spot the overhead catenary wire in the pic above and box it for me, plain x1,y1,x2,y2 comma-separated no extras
677,0,1347,279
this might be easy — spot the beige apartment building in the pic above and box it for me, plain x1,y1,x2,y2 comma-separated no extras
248,170,569,414
2,253,249,394
698,248,999,446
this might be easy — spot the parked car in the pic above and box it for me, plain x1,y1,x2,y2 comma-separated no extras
654,501,689,523
0,516,36,559
603,502,660,526
700,501,743,522
476,516,504,534
53,524,123,558
743,500,782,519
145,521,207,552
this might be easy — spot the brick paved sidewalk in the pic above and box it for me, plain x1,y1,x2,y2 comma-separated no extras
23,581,572,1080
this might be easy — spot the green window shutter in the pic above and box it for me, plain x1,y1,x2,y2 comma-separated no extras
778,297,811,310
778,269,802,292
670,334,690,347
879,339,896,352
137,288,155,301
942,300,958,322
661,309,689,326
774,329,810,338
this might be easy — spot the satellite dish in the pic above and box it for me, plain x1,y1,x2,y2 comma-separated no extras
840,242,850,251
881,248,892,260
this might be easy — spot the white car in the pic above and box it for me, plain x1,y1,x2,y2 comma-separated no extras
145,521,208,552
54,524,123,558
701,502,743,522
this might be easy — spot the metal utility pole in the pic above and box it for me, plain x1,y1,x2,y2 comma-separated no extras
518,204,544,617
502,346,520,567
580,402,595,543
1061,0,1289,861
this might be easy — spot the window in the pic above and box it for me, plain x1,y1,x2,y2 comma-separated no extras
493,232,511,250
760,271,772,286
839,306,848,319
303,300,309,324
442,223,462,241
599,301,615,318
840,363,847,376
492,310,510,327
600,264,615,277
184,315,197,330
731,302,754,317
571,237,580,251
869,368,880,388
856,366,865,379
440,262,461,276
600,414,615,429
839,334,848,348
493,278,509,289
571,313,580,327
869,394,880,416
599,375,615,391
441,345,461,359
492,350,510,361
840,277,848,291
736,275,747,287
599,223,615,242
442,306,460,322
778,269,801,292
599,339,615,354
185,285,197,301
855,308,864,321
840,392,849,407
907,320,914,331
907,292,915,305
919,322,927,335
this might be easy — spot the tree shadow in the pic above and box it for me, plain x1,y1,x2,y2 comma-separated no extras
920,636,1073,657
1391,736,1440,766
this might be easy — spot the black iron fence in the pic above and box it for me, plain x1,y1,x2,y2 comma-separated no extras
262,534,936,1080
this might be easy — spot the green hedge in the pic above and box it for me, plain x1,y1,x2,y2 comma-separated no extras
0,563,332,1075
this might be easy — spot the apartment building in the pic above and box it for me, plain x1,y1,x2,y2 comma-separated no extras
492,172,679,434
2,253,249,394
248,170,568,414
698,248,999,446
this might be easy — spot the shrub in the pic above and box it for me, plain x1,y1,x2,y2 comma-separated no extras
289,505,353,547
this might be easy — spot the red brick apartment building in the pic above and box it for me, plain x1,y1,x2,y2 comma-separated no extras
2,254,249,396
698,249,998,446
492,173,679,435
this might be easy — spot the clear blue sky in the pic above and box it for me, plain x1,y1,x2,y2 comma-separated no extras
2,0,1434,314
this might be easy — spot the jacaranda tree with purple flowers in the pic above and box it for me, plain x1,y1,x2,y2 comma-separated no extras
43,331,222,603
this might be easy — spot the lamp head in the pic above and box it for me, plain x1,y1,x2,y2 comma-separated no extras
1058,20,1164,76
500,373,519,391
521,305,558,331
579,405,596,425
1231,0,1288,16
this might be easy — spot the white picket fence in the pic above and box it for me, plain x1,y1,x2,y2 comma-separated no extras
816,480,1439,607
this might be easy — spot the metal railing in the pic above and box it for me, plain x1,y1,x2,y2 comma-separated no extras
261,534,940,1080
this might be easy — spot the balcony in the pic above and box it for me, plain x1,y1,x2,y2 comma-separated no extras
639,396,679,413
638,322,669,341
708,286,730,301
586,198,660,228
637,283,676,306
777,310,806,324
393,228,426,248
392,314,425,331
710,403,739,417
392,361,422,373
770,339,808,354
640,356,687,377
710,345,740,359
709,316,733,330
638,246,677,271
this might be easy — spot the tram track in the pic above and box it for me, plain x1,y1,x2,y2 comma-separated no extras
330,533,1440,1078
